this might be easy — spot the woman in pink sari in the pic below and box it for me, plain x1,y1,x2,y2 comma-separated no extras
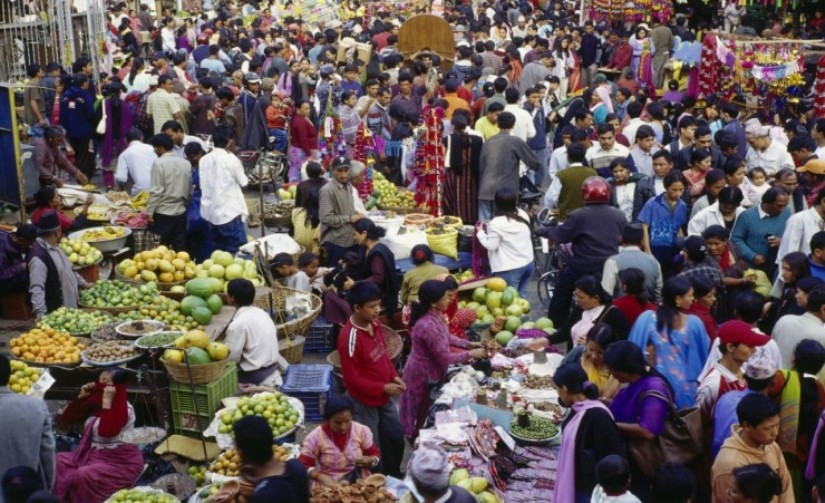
54,369,143,503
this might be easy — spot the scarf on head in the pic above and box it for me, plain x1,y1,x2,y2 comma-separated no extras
554,400,612,503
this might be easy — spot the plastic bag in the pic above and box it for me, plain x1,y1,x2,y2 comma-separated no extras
744,268,771,298
426,228,459,259
380,225,428,260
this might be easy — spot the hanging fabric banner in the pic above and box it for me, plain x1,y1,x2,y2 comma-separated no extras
713,35,802,83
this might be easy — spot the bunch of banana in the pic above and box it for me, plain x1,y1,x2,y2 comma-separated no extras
130,191,149,209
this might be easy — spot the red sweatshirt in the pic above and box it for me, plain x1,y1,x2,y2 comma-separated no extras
337,319,398,407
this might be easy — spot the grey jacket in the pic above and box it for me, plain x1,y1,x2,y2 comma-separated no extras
0,387,56,501
478,132,540,201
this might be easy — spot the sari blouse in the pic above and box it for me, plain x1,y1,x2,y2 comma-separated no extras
609,374,671,436
299,422,378,483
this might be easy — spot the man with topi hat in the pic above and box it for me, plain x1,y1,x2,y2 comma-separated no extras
403,443,476,502
0,224,38,295
319,156,365,266
696,320,771,421
28,211,90,318
744,123,794,177
798,159,825,208
711,352,777,458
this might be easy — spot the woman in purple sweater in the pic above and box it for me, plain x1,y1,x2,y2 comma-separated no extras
398,280,486,441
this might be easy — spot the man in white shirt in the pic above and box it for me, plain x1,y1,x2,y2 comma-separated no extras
114,128,156,196
199,125,250,254
627,125,660,178
745,125,794,177
812,119,825,160
586,123,630,178
225,278,288,386
772,287,825,381
777,187,825,263
161,120,210,159
547,126,574,179
622,101,646,146
503,87,536,142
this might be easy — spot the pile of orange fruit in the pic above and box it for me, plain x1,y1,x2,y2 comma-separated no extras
209,445,291,477
9,328,86,365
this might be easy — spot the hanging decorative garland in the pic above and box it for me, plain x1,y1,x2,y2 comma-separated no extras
413,106,445,217
591,0,673,25
815,55,825,119
352,123,376,201
317,99,347,171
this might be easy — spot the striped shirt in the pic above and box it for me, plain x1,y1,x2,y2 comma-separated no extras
146,88,182,134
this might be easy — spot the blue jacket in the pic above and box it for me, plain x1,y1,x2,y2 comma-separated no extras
524,102,547,150
59,86,97,139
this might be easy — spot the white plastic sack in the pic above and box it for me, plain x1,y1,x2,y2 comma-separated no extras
240,233,301,257
380,225,428,261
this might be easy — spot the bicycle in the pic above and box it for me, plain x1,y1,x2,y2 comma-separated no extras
516,175,550,275
533,207,570,308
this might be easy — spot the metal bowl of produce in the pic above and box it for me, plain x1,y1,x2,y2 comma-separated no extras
115,320,165,339
135,331,183,349
509,414,561,446
68,225,132,253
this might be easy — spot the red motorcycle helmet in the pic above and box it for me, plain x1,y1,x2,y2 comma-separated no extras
582,176,610,204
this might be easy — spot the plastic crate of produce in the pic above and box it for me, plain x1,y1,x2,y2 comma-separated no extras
170,362,238,418
280,364,332,422
173,410,213,438
304,317,335,353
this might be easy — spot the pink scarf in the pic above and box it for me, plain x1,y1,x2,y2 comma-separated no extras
805,411,825,481
553,400,613,503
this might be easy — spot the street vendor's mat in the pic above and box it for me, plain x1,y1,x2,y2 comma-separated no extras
154,435,221,462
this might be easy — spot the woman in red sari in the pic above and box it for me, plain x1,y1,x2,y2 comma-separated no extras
54,369,144,503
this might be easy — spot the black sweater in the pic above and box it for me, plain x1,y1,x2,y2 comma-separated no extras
563,406,627,494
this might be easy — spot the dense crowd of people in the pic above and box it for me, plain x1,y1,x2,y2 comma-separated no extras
5,0,825,502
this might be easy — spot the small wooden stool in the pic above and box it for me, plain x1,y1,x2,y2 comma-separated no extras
0,292,32,320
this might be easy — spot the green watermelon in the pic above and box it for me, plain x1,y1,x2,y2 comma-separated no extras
206,294,223,314
185,347,212,365
180,295,208,315
192,306,214,325
185,278,213,299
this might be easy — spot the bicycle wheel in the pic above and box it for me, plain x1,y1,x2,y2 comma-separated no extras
533,234,549,275
537,267,559,308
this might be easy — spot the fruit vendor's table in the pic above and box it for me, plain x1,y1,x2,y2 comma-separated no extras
395,251,472,274
204,306,236,341
45,356,173,429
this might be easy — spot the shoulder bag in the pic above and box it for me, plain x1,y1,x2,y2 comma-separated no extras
627,389,703,477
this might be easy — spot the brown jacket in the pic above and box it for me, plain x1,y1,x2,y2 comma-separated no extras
711,425,795,503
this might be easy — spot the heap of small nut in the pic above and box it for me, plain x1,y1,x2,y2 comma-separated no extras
84,341,140,363
310,474,397,503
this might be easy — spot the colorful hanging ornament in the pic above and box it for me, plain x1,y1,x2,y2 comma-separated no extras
352,123,376,201
814,55,825,119
412,106,446,217
317,96,347,171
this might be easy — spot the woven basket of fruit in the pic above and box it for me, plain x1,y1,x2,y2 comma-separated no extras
162,356,228,384
404,213,435,227
432,215,463,230
263,200,295,227
10,330,90,368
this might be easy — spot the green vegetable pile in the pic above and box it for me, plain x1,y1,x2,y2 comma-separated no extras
116,296,200,331
135,331,180,349
80,280,158,309
38,308,112,335
510,414,559,440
